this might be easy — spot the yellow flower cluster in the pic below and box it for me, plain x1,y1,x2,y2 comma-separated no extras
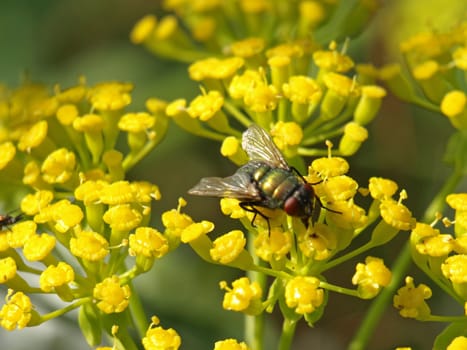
0,78,172,346
403,193,467,314
131,1,379,63
367,21,467,130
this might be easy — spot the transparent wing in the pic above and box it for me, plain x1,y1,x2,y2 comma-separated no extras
188,172,261,200
242,124,289,169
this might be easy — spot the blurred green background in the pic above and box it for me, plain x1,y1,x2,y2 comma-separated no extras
0,0,465,349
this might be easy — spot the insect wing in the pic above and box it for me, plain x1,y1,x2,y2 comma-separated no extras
188,172,261,200
242,124,289,169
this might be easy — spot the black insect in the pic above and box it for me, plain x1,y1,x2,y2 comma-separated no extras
188,124,329,229
0,212,23,230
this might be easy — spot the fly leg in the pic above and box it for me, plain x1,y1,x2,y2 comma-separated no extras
239,202,271,233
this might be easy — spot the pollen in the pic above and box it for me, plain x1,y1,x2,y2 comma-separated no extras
380,199,416,231
70,230,109,261
93,276,131,313
39,262,75,292
282,75,322,104
128,227,169,258
41,148,76,184
118,112,155,132
368,177,398,200
0,257,17,284
187,90,224,121
0,142,16,170
285,276,324,315
103,204,143,232
210,230,246,264
23,233,56,261
0,290,32,330
17,120,48,152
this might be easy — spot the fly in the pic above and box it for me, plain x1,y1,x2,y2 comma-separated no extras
188,124,332,230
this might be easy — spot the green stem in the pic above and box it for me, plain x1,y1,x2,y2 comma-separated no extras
319,281,359,297
40,297,91,323
224,100,253,128
348,167,463,350
278,317,297,350
128,282,149,339
246,233,265,350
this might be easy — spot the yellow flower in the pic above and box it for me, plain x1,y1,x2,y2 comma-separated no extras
180,220,214,243
230,37,265,58
393,276,432,320
220,277,262,314
282,75,322,104
214,339,250,350
17,120,48,152
118,112,156,132
142,322,181,350
298,223,337,261
220,198,247,219
243,83,278,113
0,141,16,170
129,227,169,258
441,255,467,285
210,230,246,264
319,175,358,202
380,199,416,231
368,177,398,200
271,121,303,150
100,180,135,205
88,82,132,111
254,227,291,262
20,190,54,216
285,276,324,315
228,69,263,100
339,122,368,156
73,113,105,133
313,48,354,73
354,85,386,125
70,231,109,261
130,14,157,44
23,233,56,261
93,276,131,313
74,180,107,205
34,199,83,233
56,104,79,125
448,336,467,350
162,205,194,238
188,57,244,82
103,204,143,232
415,234,453,257
7,221,37,248
0,290,32,330
352,256,392,299
0,257,17,284
41,148,76,184
310,156,349,178
188,90,224,121
39,262,75,292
